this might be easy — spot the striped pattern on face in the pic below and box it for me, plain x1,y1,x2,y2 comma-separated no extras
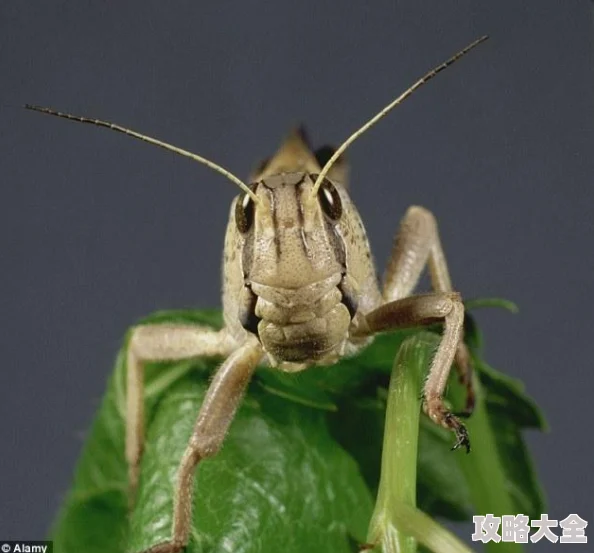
240,172,346,291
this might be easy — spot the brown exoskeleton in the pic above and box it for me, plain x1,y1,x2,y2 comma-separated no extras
27,36,487,553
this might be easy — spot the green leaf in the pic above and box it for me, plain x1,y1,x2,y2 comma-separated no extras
50,307,547,552
472,356,548,519
129,377,373,552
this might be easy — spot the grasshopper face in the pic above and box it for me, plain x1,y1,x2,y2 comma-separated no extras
224,168,377,367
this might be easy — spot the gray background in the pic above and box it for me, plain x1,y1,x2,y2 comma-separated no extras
1,1,592,550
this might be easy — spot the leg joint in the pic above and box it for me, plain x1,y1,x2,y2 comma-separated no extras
189,433,222,461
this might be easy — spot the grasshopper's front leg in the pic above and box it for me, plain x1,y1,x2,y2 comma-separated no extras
141,335,263,553
383,205,474,412
356,205,473,451
358,292,469,451
126,324,236,502
127,326,262,553
384,206,472,388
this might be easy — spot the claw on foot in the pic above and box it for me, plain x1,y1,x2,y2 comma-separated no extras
446,412,471,453
424,398,471,454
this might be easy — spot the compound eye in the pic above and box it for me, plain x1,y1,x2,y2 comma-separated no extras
318,179,342,221
235,193,255,233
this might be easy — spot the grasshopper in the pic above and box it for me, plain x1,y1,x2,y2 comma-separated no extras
27,35,487,553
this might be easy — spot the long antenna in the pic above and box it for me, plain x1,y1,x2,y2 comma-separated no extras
310,35,489,199
24,104,259,202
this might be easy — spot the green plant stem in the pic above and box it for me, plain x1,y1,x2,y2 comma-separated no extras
367,333,474,553
389,504,475,553
367,335,423,553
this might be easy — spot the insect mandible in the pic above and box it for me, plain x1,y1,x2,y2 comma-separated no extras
27,35,488,553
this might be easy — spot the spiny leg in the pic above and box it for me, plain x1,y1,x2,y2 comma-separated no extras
142,335,263,553
361,292,470,452
383,205,474,414
126,324,234,504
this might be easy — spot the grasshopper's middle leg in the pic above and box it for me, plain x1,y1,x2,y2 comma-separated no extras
126,324,234,503
383,205,475,414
